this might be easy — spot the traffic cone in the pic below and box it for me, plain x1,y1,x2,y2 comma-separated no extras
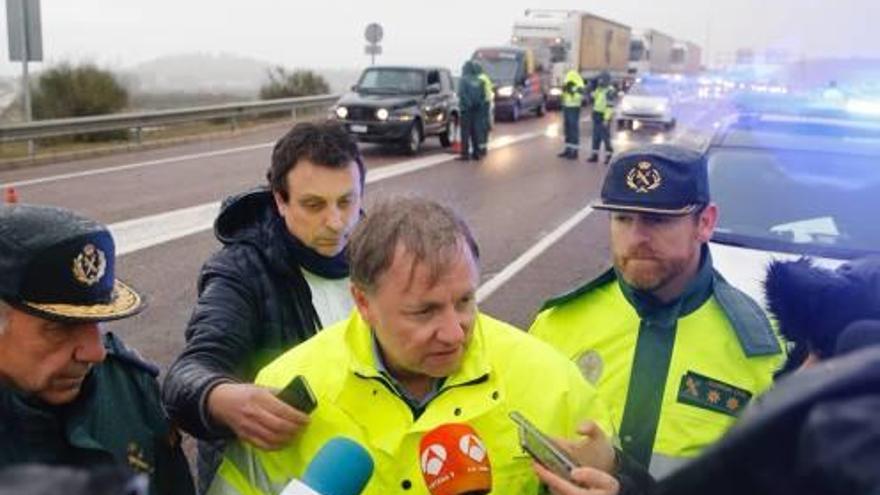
450,118,462,155
3,187,18,204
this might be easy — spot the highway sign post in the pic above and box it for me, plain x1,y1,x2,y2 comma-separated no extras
6,0,42,156
364,22,383,65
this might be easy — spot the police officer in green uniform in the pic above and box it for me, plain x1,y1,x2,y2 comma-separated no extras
530,145,785,479
587,72,616,164
557,68,585,160
0,204,194,495
475,63,494,157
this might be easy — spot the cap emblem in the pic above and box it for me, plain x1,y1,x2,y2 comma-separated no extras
72,243,106,286
626,161,662,193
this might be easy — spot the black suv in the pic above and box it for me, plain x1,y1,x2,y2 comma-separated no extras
331,66,459,154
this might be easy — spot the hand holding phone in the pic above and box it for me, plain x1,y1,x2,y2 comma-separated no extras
509,411,578,481
277,375,318,414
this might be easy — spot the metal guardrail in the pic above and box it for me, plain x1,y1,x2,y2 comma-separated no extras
0,93,341,144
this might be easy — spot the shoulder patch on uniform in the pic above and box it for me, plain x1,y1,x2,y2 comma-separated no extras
677,371,752,417
713,271,782,357
103,332,160,377
541,267,617,310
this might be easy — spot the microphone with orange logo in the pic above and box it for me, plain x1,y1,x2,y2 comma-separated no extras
418,423,492,495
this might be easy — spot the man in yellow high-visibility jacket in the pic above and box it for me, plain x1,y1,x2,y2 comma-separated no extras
209,197,619,495
557,69,585,160
531,145,785,479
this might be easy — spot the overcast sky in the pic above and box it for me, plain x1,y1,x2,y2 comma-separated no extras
1,0,877,76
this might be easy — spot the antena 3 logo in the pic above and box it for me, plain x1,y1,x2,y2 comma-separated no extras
421,444,448,476
459,434,487,463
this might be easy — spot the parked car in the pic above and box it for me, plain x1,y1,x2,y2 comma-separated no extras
332,65,459,154
616,76,677,130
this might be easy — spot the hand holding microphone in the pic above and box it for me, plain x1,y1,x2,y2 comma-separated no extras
419,423,492,495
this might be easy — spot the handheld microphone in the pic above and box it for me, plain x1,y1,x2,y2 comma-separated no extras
280,437,374,495
419,423,492,495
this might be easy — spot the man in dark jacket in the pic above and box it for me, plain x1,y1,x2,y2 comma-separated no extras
0,204,194,495
162,121,365,492
457,61,486,161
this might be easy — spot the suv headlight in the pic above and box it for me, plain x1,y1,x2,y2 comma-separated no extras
497,86,515,98
335,106,348,119
376,108,389,121
549,87,563,96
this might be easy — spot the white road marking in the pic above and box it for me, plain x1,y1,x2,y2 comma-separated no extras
1,142,273,189
477,203,596,303
111,130,546,256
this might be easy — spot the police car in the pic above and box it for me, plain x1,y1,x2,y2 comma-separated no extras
707,93,880,304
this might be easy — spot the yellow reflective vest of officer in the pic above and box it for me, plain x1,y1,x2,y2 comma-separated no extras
562,70,585,108
530,250,784,479
209,311,615,495
477,72,494,103
591,86,615,121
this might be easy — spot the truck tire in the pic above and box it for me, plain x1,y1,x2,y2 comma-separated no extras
511,103,521,122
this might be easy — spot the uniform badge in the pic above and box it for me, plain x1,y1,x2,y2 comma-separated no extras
677,371,752,418
72,243,106,286
576,350,604,385
626,161,662,193
127,442,154,475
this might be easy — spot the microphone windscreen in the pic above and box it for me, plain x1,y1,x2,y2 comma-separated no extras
419,423,492,495
302,437,374,495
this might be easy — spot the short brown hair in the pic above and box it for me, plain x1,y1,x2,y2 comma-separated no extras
267,120,365,202
347,197,480,292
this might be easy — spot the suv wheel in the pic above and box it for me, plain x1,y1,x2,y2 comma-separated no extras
405,122,422,155
439,117,453,147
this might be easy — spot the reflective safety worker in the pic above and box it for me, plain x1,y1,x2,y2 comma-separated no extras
475,63,495,155
530,145,785,479
209,197,616,495
558,69,585,160
587,72,616,164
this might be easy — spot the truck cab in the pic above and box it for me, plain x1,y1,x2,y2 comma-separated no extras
471,47,548,121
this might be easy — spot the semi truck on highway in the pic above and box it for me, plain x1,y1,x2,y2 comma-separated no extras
511,9,631,108
628,28,675,76
671,40,703,74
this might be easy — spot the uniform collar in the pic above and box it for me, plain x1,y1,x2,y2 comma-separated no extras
346,311,491,390
616,245,714,319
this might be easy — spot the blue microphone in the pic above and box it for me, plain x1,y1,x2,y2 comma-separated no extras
281,437,374,495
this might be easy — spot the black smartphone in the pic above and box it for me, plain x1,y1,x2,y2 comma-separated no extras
276,375,317,414
509,411,578,481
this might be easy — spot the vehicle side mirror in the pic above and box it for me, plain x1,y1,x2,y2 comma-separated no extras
426,83,441,94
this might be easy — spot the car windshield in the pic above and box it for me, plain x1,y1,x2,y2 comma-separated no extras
472,53,520,84
710,143,880,258
629,81,673,97
357,69,425,94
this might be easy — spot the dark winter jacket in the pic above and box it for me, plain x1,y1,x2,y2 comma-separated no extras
161,188,324,491
457,61,486,114
1,334,195,495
